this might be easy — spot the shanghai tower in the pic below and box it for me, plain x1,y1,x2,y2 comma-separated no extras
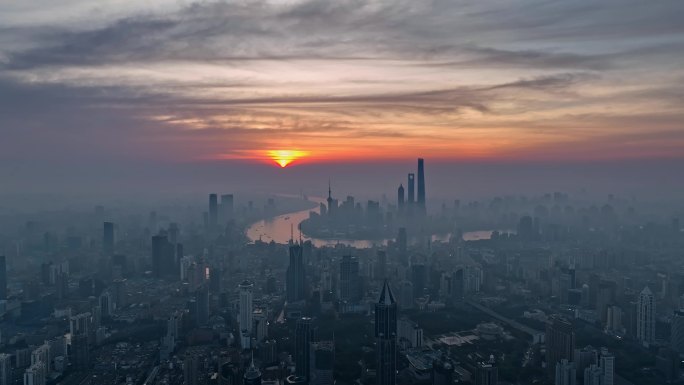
417,158,425,213
375,280,397,385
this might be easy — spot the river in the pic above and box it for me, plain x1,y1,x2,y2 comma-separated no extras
246,197,510,248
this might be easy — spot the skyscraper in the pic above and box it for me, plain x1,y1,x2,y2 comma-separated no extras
671,310,684,353
287,244,307,303
545,315,575,379
103,222,114,256
407,173,415,206
637,286,655,345
0,353,11,385
599,348,614,385
209,193,218,229
397,228,407,265
239,280,254,348
397,184,404,212
152,234,173,278
295,317,312,382
184,353,200,385
339,256,361,303
221,194,234,222
416,158,425,213
375,280,397,385
0,256,6,300
376,251,387,281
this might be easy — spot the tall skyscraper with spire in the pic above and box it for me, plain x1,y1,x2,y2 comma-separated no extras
417,158,425,213
326,180,335,217
239,280,254,348
376,280,397,385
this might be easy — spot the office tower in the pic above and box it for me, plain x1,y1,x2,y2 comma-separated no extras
195,284,209,326
209,193,218,228
23,363,45,385
239,280,254,348
103,222,114,256
407,174,415,205
339,256,361,303
286,244,307,303
599,348,614,385
546,316,575,379
184,353,200,385
375,280,397,385
295,317,312,382
0,256,6,300
376,251,387,281
71,333,90,370
431,358,454,385
475,356,498,385
554,359,576,385
397,185,405,212
221,194,234,221
410,263,427,298
70,312,92,337
398,280,414,309
253,308,268,343
244,357,262,385
416,158,425,213
0,353,11,385
311,341,334,385
671,310,684,353
573,346,597,380
636,286,655,345
656,347,680,382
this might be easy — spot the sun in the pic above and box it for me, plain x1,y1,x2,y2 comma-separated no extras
267,150,309,168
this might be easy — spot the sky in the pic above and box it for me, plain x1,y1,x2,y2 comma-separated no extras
1,0,683,202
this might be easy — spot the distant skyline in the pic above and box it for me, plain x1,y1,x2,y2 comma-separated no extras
1,0,683,194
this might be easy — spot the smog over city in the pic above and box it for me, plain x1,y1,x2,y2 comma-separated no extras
0,1,683,385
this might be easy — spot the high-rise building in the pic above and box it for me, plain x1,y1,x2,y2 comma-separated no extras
339,256,361,303
474,355,498,385
397,228,407,264
184,353,200,385
411,263,427,298
71,333,90,370
311,341,334,385
375,280,397,385
295,317,312,382
376,251,387,281
407,174,415,205
0,353,11,385
397,185,405,213
103,222,114,256
209,193,218,229
554,359,576,385
546,315,575,379
243,356,262,385
152,234,174,278
583,364,601,385
286,244,307,303
671,310,684,353
637,286,655,345
599,348,614,385
23,363,45,385
239,280,254,348
0,256,6,300
221,194,234,222
416,158,425,213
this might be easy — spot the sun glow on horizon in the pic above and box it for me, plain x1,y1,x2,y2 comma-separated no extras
268,149,309,167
